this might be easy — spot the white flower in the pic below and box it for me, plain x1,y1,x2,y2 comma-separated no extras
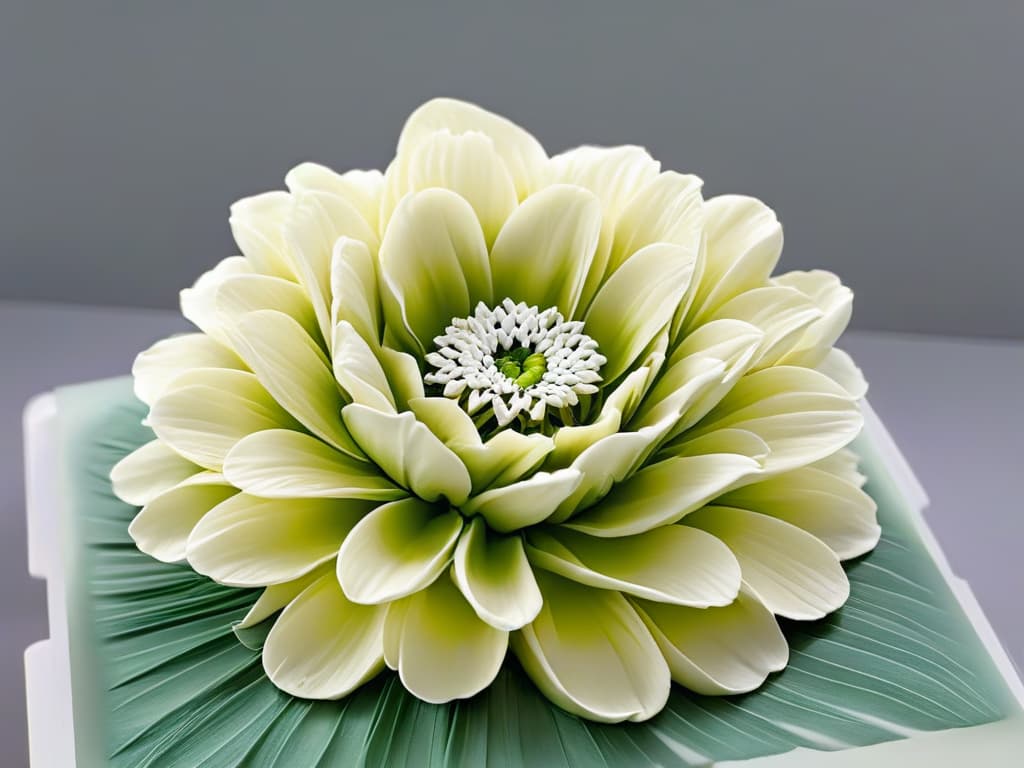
112,98,878,723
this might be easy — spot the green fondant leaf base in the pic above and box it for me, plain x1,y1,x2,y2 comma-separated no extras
53,378,1020,767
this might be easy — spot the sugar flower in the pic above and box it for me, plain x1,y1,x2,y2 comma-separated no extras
112,98,878,723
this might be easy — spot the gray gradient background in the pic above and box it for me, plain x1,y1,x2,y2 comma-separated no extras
2,1,1023,339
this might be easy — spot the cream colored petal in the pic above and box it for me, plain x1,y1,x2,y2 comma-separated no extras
489,184,602,318
816,347,868,399
227,309,363,458
214,272,322,346
187,494,371,587
685,505,850,620
285,192,379,344
451,517,541,631
337,498,462,604
147,369,299,470
128,473,235,563
708,286,823,370
550,145,661,313
684,195,783,326
379,188,491,355
223,429,403,501
550,145,661,221
397,97,548,200
669,427,771,462
547,411,682,524
384,130,517,245
653,320,765,436
460,469,582,533
132,333,246,406
409,397,553,491
774,270,853,367
812,447,867,488
716,465,880,560
342,404,472,505
634,590,788,695
585,242,696,382
387,574,508,704
690,365,863,475
512,571,670,723
331,321,396,412
564,452,762,538
229,192,296,279
608,171,703,277
179,256,254,343
263,572,387,699
330,237,382,350
632,354,730,434
378,346,425,408
547,364,652,468
285,163,384,234
111,439,203,506
526,525,741,608
236,563,333,630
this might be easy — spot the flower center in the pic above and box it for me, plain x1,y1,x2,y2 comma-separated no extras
424,299,606,430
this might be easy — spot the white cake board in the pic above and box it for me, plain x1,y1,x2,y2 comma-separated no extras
22,393,1024,767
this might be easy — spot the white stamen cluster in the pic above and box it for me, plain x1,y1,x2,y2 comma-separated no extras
424,299,607,427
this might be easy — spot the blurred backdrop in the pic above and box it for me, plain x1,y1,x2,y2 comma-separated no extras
2,1,1022,338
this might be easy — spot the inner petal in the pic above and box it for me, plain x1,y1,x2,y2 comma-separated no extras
424,299,606,433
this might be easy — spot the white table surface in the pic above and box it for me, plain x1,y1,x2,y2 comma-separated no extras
2,299,1023,766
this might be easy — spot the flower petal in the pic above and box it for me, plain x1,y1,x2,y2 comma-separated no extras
214,273,321,346
285,192,379,343
386,574,508,704
223,429,403,501
236,563,333,630
384,130,517,245
689,365,863,475
263,572,387,699
331,321,396,412
409,396,553,491
147,369,299,470
634,590,788,695
585,242,697,382
708,286,823,370
460,469,582,533
397,97,548,200
526,525,741,608
342,404,472,505
337,498,463,604
774,270,853,366
452,516,541,631
187,495,371,587
684,195,783,327
330,237,382,350
817,347,868,399
377,346,425,408
608,172,703,277
111,439,202,506
685,505,850,620
132,333,246,406
128,473,235,563
379,188,491,355
512,571,670,723
717,465,880,560
229,192,296,280
227,309,363,459
550,145,660,222
489,184,602,318
285,163,384,234
179,256,256,343
564,453,762,538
